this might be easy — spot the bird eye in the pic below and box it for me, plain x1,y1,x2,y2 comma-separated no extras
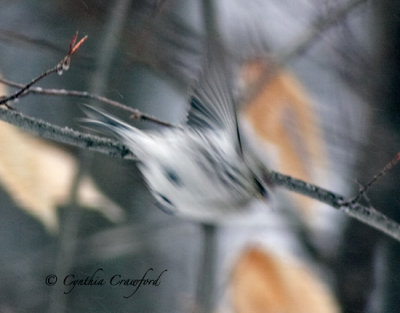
164,167,182,186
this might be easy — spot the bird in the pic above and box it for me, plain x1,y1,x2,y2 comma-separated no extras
82,49,273,223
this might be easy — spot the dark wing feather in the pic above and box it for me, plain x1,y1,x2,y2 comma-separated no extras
186,47,243,152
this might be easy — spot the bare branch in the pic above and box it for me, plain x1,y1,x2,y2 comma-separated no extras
0,29,69,55
278,0,365,65
244,0,366,103
349,152,400,204
0,0,398,244
88,0,131,95
269,171,400,242
0,103,398,241
0,106,134,160
0,77,179,128
133,0,173,59
0,33,88,107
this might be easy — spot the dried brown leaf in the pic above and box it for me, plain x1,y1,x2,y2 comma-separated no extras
231,248,339,313
241,59,329,223
0,82,124,232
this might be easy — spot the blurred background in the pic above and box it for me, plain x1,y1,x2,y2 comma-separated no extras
0,0,399,312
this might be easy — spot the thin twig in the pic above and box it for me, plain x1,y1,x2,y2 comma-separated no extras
269,171,400,242
0,67,58,107
88,0,131,95
0,33,88,107
0,77,179,128
279,0,365,65
0,29,72,55
349,152,400,204
133,0,173,57
48,6,132,313
0,0,398,245
244,0,366,104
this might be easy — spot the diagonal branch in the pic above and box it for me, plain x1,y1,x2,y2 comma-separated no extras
269,171,400,242
0,1,398,244
0,77,179,128
0,29,72,55
349,152,400,204
244,0,366,104
0,106,134,159
0,103,399,242
0,32,87,107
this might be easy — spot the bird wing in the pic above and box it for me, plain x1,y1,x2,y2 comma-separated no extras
186,46,243,153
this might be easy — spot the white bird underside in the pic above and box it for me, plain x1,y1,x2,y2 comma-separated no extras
127,128,259,221
82,47,272,223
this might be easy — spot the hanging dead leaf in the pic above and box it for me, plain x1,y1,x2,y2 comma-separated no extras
0,82,124,232
231,247,339,313
241,59,329,224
